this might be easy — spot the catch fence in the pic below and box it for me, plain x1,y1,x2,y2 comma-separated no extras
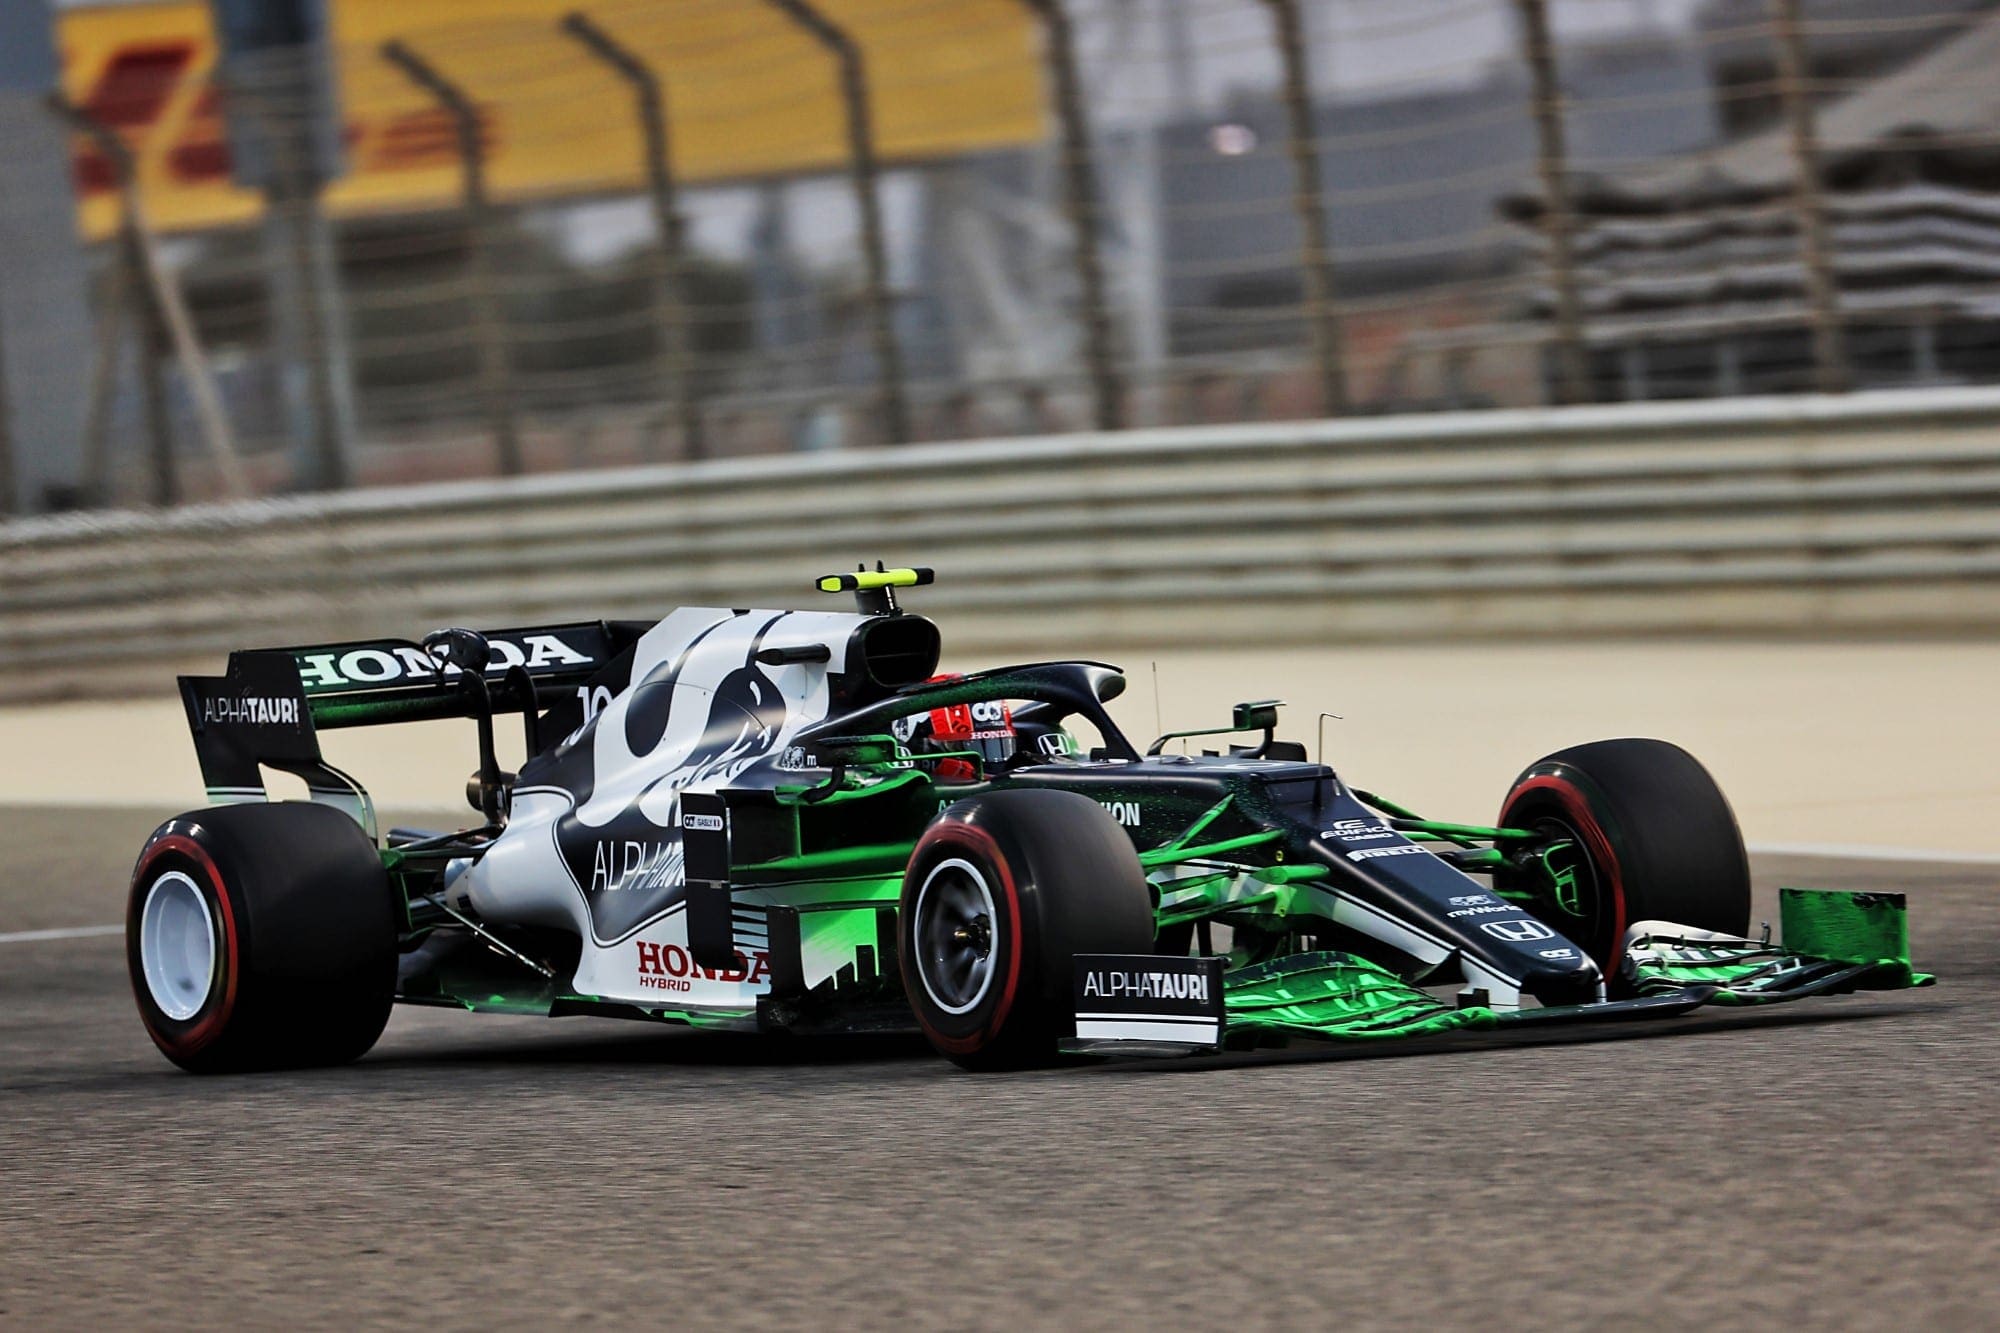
12,0,2000,511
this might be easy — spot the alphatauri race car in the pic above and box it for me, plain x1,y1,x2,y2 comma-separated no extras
129,567,1929,1073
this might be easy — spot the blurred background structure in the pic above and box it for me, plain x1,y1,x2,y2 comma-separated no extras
5,0,2000,511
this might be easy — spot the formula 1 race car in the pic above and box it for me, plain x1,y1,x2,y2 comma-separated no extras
128,567,1930,1073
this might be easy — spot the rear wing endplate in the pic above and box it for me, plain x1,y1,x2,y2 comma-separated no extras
179,649,378,834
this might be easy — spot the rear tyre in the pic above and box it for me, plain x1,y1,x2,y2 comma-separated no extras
127,802,398,1074
900,789,1155,1071
1497,738,1750,970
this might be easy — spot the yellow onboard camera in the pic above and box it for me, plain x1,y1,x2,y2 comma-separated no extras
815,565,935,615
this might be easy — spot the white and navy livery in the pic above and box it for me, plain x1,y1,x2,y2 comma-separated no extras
125,566,1927,1074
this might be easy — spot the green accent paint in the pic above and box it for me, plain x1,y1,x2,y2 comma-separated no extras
310,698,415,728
1153,862,1292,927
749,875,906,907
1150,856,1347,928
1224,951,1493,1041
1157,888,1282,928
797,910,884,987
1625,943,1808,999
1160,795,1235,853
1252,863,1330,885
1541,844,1584,916
1156,869,1236,898
1622,893,1934,1003
738,841,918,876
307,692,491,729
775,768,932,806
1394,819,1539,843
1350,788,1424,821
1779,888,1932,986
440,990,554,1017
1139,828,1282,868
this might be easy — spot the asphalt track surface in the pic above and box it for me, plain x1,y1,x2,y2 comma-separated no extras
3,806,1995,1329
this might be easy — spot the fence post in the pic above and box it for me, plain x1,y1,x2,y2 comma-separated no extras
559,11,705,460
760,0,909,445
75,254,130,505
381,40,524,475
44,92,177,506
278,166,351,490
1019,0,1122,432
0,311,13,516
221,67,355,492
1260,0,1348,415
1514,0,1590,406
1771,0,1848,394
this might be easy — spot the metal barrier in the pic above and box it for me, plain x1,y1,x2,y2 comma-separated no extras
6,387,2000,703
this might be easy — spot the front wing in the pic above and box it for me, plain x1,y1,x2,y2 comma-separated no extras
1065,888,1932,1056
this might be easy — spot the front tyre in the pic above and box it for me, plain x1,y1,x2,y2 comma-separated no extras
900,789,1154,1071
128,802,397,1074
1497,738,1751,970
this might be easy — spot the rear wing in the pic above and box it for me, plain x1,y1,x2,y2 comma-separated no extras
178,621,645,829
277,622,636,727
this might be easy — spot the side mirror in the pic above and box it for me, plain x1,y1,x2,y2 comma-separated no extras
422,626,491,673
1147,699,1287,757
1232,700,1283,733
797,733,903,804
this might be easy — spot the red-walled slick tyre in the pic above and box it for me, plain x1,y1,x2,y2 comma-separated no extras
1497,738,1751,970
899,789,1154,1071
128,802,397,1074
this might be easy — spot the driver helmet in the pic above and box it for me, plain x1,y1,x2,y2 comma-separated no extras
893,675,1016,781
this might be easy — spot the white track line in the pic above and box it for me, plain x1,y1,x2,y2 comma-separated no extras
1749,842,2000,866
0,924,124,945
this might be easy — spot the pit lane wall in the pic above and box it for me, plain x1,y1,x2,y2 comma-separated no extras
5,385,2000,705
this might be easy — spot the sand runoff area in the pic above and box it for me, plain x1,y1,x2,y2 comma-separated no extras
2,641,1994,861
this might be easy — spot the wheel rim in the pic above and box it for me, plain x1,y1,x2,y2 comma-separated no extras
1524,815,1609,954
139,870,217,1021
912,857,998,1015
